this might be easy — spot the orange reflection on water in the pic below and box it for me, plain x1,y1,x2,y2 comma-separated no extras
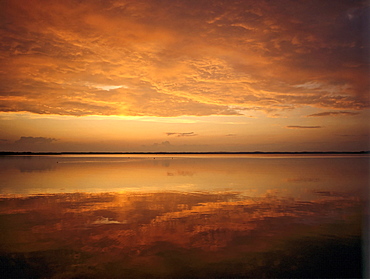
0,190,365,278
1,155,369,199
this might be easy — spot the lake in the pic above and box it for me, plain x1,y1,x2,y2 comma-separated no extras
0,154,369,278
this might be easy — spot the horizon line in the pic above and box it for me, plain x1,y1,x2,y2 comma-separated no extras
1,151,369,156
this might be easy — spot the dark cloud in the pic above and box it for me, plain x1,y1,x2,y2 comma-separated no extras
14,136,57,145
307,111,360,117
286,126,322,129
166,132,198,137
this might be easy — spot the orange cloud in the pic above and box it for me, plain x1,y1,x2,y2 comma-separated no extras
0,0,368,117
307,111,360,117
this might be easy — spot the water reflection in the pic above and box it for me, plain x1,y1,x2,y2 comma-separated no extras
0,155,368,278
0,156,57,173
0,155,368,198
0,190,366,278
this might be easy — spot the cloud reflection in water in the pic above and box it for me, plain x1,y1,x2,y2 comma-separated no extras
0,190,364,278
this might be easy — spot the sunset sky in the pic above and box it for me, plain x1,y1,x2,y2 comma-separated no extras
0,0,369,152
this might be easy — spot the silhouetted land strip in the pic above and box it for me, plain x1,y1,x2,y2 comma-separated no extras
1,151,369,156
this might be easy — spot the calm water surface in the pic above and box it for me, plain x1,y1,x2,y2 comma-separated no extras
0,154,369,278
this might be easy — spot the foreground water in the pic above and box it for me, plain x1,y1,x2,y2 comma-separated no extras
0,154,369,278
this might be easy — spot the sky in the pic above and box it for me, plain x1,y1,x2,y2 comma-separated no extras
0,0,369,152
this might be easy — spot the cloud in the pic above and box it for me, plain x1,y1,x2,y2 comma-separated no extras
85,83,128,91
166,132,198,137
286,126,322,129
140,140,175,152
0,0,368,117
167,171,194,177
307,111,360,117
92,216,126,225
153,141,172,147
14,136,57,145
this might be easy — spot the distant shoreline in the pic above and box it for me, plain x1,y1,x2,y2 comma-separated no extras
1,151,369,156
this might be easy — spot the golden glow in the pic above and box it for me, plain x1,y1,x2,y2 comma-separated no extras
0,0,369,152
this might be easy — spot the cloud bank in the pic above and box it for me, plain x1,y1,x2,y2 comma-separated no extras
0,0,369,117
14,136,57,145
307,111,360,117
